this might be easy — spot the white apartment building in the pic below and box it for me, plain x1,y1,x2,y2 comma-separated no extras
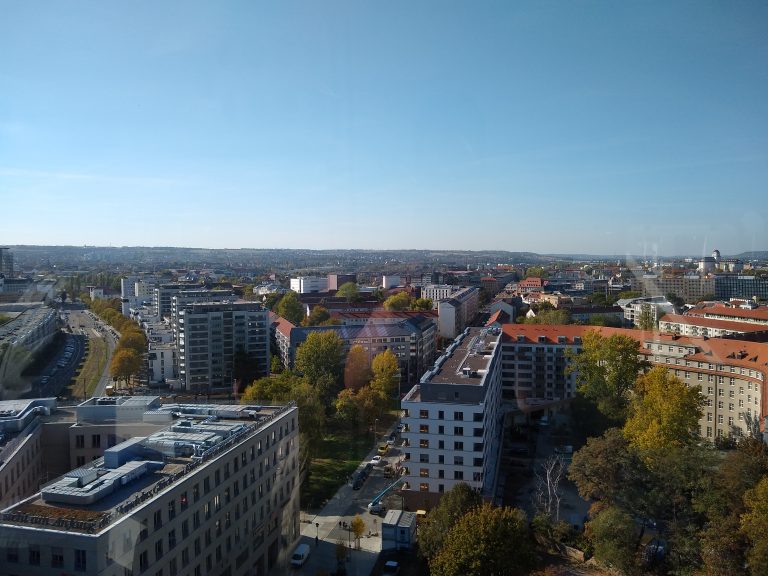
0,402,300,576
289,277,328,294
400,327,504,509
147,344,179,385
658,314,768,339
437,286,480,339
421,284,457,303
177,301,269,392
615,296,674,327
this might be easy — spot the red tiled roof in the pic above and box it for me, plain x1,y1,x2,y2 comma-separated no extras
687,303,768,322
269,312,295,337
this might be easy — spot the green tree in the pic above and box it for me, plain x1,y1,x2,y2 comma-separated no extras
568,428,642,507
525,266,548,278
637,303,656,331
343,344,371,391
336,282,360,303
270,354,283,374
740,476,768,574
303,305,331,326
430,504,535,576
418,482,483,561
354,384,387,427
383,291,411,311
295,331,344,402
262,292,283,311
276,291,305,325
623,366,703,453
586,506,638,574
411,297,433,311
566,330,649,423
334,388,360,429
525,309,571,325
370,349,399,399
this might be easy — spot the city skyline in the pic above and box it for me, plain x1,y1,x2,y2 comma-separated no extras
2,2,767,255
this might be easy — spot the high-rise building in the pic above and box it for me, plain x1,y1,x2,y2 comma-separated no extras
0,402,300,576
178,301,269,392
0,247,13,277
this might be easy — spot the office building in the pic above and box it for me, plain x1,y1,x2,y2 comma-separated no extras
289,277,328,294
437,286,479,339
0,402,300,576
0,247,14,278
715,275,768,301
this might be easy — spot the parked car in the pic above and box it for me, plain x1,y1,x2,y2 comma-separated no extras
290,543,311,567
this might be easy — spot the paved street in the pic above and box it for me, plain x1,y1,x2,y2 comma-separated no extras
293,430,403,575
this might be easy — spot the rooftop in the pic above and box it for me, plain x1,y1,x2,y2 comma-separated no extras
422,327,500,386
0,402,295,535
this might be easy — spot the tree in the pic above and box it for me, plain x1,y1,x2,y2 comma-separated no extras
370,349,399,399
741,477,768,574
534,455,566,521
418,482,483,561
295,331,344,402
303,305,331,326
411,297,433,311
110,348,141,386
637,303,656,331
343,345,371,391
568,428,644,508
525,309,571,325
118,329,147,355
383,291,411,311
566,330,649,423
291,379,326,457
623,366,703,453
270,354,283,374
666,292,685,309
262,292,283,311
336,282,360,303
525,266,548,278
350,514,365,548
430,504,535,576
354,384,387,427
586,506,638,574
276,291,305,325
334,388,360,429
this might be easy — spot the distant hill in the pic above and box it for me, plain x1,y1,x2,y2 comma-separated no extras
735,251,768,261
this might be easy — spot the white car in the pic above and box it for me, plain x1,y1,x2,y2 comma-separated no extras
370,455,382,465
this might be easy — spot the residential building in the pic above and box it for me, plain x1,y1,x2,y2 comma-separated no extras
382,275,401,289
148,343,179,384
177,301,269,392
154,283,203,319
616,296,675,327
659,314,768,340
421,284,457,303
271,316,436,387
437,286,480,339
289,277,328,294
686,302,768,326
499,324,766,440
0,402,300,576
400,327,504,509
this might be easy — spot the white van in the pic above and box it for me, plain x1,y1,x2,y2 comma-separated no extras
290,543,310,568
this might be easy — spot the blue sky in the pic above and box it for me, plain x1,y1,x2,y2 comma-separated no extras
1,2,767,256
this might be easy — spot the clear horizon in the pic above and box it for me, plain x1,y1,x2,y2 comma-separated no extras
2,2,767,257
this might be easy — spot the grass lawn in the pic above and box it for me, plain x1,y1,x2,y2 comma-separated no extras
67,336,107,399
301,409,400,510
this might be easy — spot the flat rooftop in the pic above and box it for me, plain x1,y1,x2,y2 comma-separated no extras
422,327,500,386
0,403,295,535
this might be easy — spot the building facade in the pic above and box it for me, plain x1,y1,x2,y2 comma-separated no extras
437,286,479,339
289,277,328,294
0,402,300,576
400,327,504,509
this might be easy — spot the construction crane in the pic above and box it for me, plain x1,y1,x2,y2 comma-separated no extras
367,476,405,515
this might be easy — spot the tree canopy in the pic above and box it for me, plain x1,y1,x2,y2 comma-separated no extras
343,344,371,391
383,291,411,311
370,349,399,398
295,331,344,403
303,305,331,326
623,366,703,453
336,282,360,302
566,330,648,423
418,482,483,561
110,348,141,386
430,504,535,576
276,291,305,325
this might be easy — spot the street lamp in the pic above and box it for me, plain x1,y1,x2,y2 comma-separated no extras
374,418,378,448
315,522,319,545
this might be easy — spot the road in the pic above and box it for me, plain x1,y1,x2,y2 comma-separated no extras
294,429,404,576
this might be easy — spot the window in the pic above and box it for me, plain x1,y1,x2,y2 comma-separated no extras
139,551,149,572
419,454,429,463
438,425,444,434
453,411,464,421
454,456,463,466
155,539,164,561
75,549,87,571
454,470,464,480
6,544,18,563
75,434,85,448
438,410,444,419
419,482,429,492
419,424,429,433
707,413,713,422
169,529,177,549
92,434,101,448
419,410,428,418
718,415,724,424
168,500,176,520
28,545,40,566
420,468,429,477
454,426,464,435
454,441,464,450
154,510,163,529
